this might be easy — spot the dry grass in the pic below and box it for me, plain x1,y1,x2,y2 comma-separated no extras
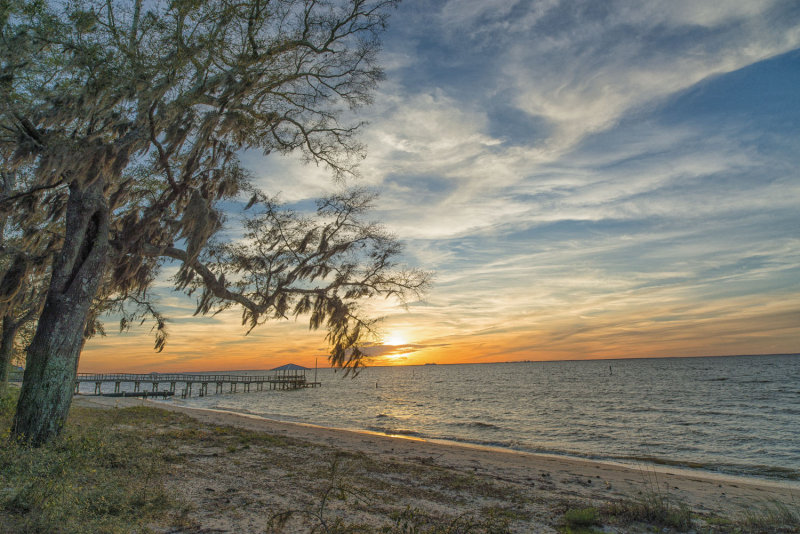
1,391,186,533
736,500,800,533
2,391,797,533
0,392,526,533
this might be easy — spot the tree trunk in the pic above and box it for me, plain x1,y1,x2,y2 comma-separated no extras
0,315,14,396
12,179,109,445
0,173,14,396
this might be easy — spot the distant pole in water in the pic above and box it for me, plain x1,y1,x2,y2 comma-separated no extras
315,357,318,384
609,365,613,376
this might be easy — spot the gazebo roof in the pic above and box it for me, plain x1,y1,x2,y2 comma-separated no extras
270,363,310,371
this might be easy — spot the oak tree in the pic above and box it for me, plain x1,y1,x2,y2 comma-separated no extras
0,0,424,445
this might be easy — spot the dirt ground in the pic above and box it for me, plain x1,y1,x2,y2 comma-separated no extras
75,395,799,533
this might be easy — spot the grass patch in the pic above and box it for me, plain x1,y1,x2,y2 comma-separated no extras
383,505,511,533
560,506,603,533
604,491,692,531
737,500,800,533
1,392,527,533
0,390,185,533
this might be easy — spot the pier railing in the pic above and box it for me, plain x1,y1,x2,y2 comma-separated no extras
73,371,319,398
76,373,289,383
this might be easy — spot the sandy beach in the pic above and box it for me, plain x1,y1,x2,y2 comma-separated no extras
72,395,798,533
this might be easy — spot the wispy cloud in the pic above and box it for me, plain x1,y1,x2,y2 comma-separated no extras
82,1,800,371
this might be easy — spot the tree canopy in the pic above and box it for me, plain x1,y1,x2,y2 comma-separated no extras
0,0,427,445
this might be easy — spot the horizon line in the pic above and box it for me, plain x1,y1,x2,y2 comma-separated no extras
76,352,799,374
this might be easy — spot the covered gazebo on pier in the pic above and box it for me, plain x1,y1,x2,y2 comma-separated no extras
270,363,319,388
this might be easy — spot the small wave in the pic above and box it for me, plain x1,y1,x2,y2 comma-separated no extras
454,421,503,430
367,426,423,437
616,455,800,481
773,407,800,416
438,435,526,451
389,429,422,436
740,465,800,481
620,455,713,470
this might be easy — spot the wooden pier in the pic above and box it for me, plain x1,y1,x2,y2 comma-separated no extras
75,368,319,398
100,391,175,398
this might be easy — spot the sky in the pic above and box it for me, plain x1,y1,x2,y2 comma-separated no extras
80,0,800,372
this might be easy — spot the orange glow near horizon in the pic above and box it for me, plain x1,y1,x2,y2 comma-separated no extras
77,304,800,373
75,286,800,373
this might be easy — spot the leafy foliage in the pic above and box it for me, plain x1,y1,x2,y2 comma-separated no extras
181,188,428,373
0,0,418,368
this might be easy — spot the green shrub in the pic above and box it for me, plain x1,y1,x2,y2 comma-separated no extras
564,507,600,527
605,492,692,530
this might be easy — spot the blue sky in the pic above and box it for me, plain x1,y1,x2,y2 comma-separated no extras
82,0,800,371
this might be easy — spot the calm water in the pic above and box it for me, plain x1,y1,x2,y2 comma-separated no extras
169,354,799,482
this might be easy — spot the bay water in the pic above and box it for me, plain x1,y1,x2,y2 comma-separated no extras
170,354,799,482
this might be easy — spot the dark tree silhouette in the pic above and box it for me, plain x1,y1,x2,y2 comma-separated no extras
0,0,424,445
167,188,429,376
0,169,57,394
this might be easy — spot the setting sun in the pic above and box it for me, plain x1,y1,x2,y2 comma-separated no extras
383,332,408,346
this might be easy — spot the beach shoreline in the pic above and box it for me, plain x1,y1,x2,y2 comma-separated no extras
74,394,798,528
149,397,800,491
